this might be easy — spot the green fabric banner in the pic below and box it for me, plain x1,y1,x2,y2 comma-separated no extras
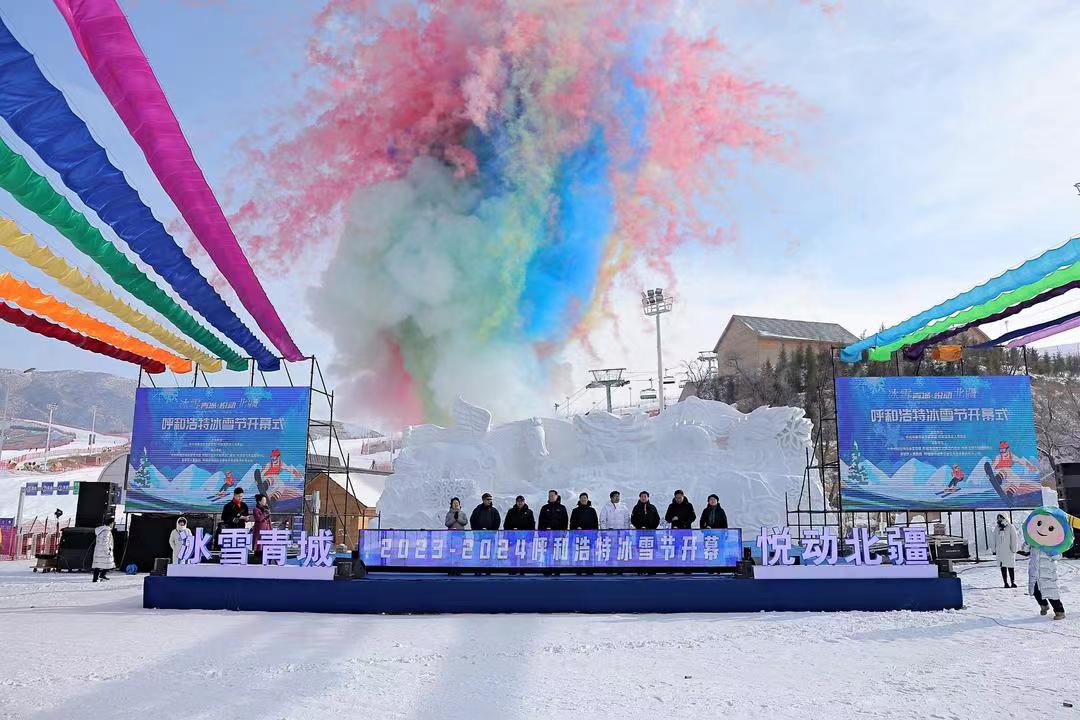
867,261,1080,361
0,138,246,370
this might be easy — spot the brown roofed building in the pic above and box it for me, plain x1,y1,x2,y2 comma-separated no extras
714,315,860,374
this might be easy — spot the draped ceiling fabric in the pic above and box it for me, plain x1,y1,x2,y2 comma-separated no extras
53,0,304,364
0,139,246,371
902,280,1080,361
841,235,1080,362
1006,314,1080,348
866,262,1080,362
0,219,222,371
0,19,278,371
0,273,191,372
0,301,165,373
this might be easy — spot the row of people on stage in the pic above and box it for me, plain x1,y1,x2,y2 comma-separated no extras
445,489,729,532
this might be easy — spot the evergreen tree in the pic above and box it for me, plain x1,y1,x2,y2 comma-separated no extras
846,440,869,485
134,448,151,487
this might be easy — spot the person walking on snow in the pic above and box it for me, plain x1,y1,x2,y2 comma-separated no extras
168,516,191,564
1023,507,1071,621
599,490,631,529
990,513,1018,588
91,516,115,582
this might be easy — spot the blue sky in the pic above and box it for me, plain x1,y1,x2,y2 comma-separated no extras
0,1,1078,422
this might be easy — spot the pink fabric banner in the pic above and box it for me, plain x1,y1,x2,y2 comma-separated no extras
1006,315,1080,348
53,0,303,362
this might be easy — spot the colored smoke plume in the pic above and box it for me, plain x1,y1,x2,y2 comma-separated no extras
235,0,802,426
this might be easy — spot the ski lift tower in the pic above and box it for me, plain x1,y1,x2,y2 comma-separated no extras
641,288,674,412
587,368,630,413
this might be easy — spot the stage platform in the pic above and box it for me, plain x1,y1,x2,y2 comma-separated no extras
144,572,963,614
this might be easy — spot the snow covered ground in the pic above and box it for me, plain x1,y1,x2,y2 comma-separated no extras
0,560,1076,719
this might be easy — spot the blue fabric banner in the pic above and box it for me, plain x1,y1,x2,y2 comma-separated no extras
0,19,280,371
840,237,1080,362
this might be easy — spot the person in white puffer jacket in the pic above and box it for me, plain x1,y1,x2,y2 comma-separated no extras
599,490,631,530
91,516,115,583
990,514,1019,588
1022,507,1071,621
168,517,192,564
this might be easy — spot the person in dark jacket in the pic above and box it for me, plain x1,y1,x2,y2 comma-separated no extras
665,489,696,529
538,490,569,530
221,487,250,529
631,491,661,529
699,493,728,529
470,492,501,530
504,495,536,530
569,492,599,530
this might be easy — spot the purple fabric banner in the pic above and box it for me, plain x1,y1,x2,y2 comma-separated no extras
53,0,303,362
1006,314,1080,348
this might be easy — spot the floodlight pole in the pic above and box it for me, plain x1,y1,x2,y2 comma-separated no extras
44,403,58,470
641,289,673,413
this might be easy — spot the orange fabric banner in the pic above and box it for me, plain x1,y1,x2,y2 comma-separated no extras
0,273,192,372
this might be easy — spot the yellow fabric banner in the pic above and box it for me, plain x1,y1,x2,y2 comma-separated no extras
0,219,221,371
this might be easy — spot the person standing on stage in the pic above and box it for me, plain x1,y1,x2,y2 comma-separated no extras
91,516,115,582
252,494,273,554
699,494,728,529
599,490,631,530
570,492,599,530
168,516,191,564
470,492,501,530
445,497,469,530
221,487,250,530
665,490,696,529
538,490,568,530
631,491,660,530
504,495,536,530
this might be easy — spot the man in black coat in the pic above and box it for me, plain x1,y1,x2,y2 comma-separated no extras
569,492,599,530
699,493,728,529
504,495,536,530
631,490,660,529
538,490,569,530
470,493,501,530
221,487,250,529
665,489,696,529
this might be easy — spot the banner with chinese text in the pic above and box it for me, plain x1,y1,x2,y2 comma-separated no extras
127,387,311,514
837,376,1039,510
358,529,742,569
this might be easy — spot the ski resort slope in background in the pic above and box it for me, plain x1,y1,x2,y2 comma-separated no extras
0,560,1075,719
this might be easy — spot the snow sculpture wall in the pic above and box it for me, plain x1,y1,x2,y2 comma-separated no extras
377,396,823,531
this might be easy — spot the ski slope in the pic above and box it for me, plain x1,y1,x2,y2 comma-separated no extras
0,559,1074,719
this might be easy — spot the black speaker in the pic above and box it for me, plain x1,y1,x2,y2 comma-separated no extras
56,526,96,571
75,482,119,528
124,513,215,573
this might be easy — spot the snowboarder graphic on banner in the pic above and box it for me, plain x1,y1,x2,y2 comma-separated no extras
256,448,303,508
984,440,1040,500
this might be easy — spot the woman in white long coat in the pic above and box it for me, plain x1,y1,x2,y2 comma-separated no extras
168,517,191,564
990,514,1018,588
92,516,115,583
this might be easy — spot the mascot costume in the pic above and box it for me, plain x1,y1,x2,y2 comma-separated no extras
1021,506,1077,620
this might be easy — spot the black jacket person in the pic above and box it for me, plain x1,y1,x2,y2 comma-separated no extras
538,490,569,530
631,491,661,529
665,490,696,529
221,488,250,529
504,496,536,530
569,493,599,530
699,494,728,529
470,493,501,530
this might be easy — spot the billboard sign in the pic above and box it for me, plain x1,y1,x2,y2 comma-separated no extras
39,481,54,496
56,481,71,496
24,482,38,496
837,376,1040,510
358,529,742,570
126,387,311,514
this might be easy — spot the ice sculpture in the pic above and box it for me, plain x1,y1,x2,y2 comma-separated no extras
377,396,823,530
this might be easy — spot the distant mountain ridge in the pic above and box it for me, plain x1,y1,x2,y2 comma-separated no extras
1,368,136,434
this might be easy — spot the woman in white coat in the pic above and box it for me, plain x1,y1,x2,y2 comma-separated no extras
168,517,192,563
990,514,1018,588
92,516,115,582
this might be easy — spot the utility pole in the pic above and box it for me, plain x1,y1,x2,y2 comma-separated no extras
43,403,57,470
587,368,630,413
641,288,674,412
89,405,98,447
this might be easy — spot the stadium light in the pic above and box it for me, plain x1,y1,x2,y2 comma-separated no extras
641,288,674,412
